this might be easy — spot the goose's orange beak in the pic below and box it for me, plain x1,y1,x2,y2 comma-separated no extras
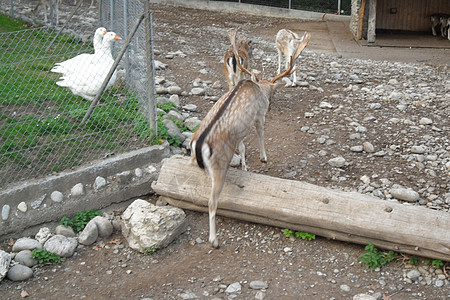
115,34,122,40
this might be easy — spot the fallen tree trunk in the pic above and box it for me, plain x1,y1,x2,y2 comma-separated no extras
152,155,450,261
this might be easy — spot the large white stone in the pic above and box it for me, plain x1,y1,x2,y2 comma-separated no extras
121,199,187,252
0,250,11,282
44,235,77,257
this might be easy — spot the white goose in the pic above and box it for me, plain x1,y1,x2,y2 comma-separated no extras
56,31,122,101
51,27,107,75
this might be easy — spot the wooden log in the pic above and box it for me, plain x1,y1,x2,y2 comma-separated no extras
152,155,450,261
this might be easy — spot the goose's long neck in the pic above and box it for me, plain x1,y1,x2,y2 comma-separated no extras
93,35,103,54
96,40,114,59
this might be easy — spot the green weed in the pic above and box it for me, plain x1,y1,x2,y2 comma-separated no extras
283,229,316,241
31,249,62,264
59,209,102,233
359,242,397,270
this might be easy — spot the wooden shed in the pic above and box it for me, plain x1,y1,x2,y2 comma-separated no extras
351,0,450,43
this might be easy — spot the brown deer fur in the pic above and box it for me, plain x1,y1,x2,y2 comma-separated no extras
190,28,311,248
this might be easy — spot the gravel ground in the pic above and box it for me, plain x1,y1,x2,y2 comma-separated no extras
1,1,449,299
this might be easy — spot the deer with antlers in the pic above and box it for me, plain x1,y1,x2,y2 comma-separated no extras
276,29,310,86
224,38,252,90
190,28,311,248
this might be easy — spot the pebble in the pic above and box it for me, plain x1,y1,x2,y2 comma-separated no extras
406,269,421,280
340,284,351,292
2,204,11,220
70,183,85,197
12,238,43,252
50,191,64,203
390,188,420,202
6,265,33,282
328,156,346,168
225,282,241,293
249,280,268,290
17,202,28,213
15,250,38,267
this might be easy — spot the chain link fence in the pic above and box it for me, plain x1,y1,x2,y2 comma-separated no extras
0,0,156,189
213,0,352,15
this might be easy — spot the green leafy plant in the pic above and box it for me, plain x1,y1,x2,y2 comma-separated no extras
424,258,444,269
59,209,102,233
157,101,177,113
359,242,397,270
142,245,159,255
31,249,62,264
283,229,316,241
409,256,419,266
295,231,316,241
283,228,294,237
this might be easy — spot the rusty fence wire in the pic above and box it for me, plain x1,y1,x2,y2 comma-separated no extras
0,0,156,189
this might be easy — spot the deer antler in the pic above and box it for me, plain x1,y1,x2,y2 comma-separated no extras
229,28,253,78
271,32,311,84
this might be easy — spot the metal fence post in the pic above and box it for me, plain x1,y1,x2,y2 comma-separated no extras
10,0,14,18
144,2,157,135
124,0,131,82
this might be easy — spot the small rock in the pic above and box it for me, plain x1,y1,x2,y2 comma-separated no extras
353,294,376,300
167,86,182,95
12,238,42,252
406,269,421,280
169,94,180,107
21,290,29,298
94,176,107,190
225,282,241,293
340,284,351,292
0,250,11,282
410,145,426,154
255,291,266,300
390,188,420,202
50,191,64,203
91,216,114,238
35,227,52,244
418,117,432,125
15,250,38,267
182,104,197,112
7,265,33,282
328,156,346,168
44,235,77,257
17,202,28,213
319,101,333,109
70,183,85,197
249,280,268,290
363,141,375,153
184,117,201,131
2,204,11,220
78,220,99,245
350,145,363,152
55,225,76,237
191,87,205,96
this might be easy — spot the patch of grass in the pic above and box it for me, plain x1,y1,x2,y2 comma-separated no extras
0,14,30,33
359,242,397,270
59,209,102,233
31,249,62,264
142,245,159,255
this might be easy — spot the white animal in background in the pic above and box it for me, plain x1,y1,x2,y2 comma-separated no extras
276,29,310,86
56,31,122,101
223,38,252,90
190,28,311,248
51,27,107,75
33,0,60,24
51,27,107,76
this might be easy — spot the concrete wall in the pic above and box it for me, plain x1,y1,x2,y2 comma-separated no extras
151,0,350,22
0,143,171,240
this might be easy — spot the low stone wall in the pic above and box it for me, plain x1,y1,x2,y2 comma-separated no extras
152,0,350,22
0,143,171,240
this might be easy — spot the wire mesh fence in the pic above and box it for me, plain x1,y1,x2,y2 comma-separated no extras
213,0,352,15
0,0,156,189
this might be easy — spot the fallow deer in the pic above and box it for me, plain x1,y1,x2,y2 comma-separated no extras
276,29,310,86
190,28,311,248
430,13,450,38
34,0,60,24
224,39,252,90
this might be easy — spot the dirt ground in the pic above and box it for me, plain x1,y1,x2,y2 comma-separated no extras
1,3,450,300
